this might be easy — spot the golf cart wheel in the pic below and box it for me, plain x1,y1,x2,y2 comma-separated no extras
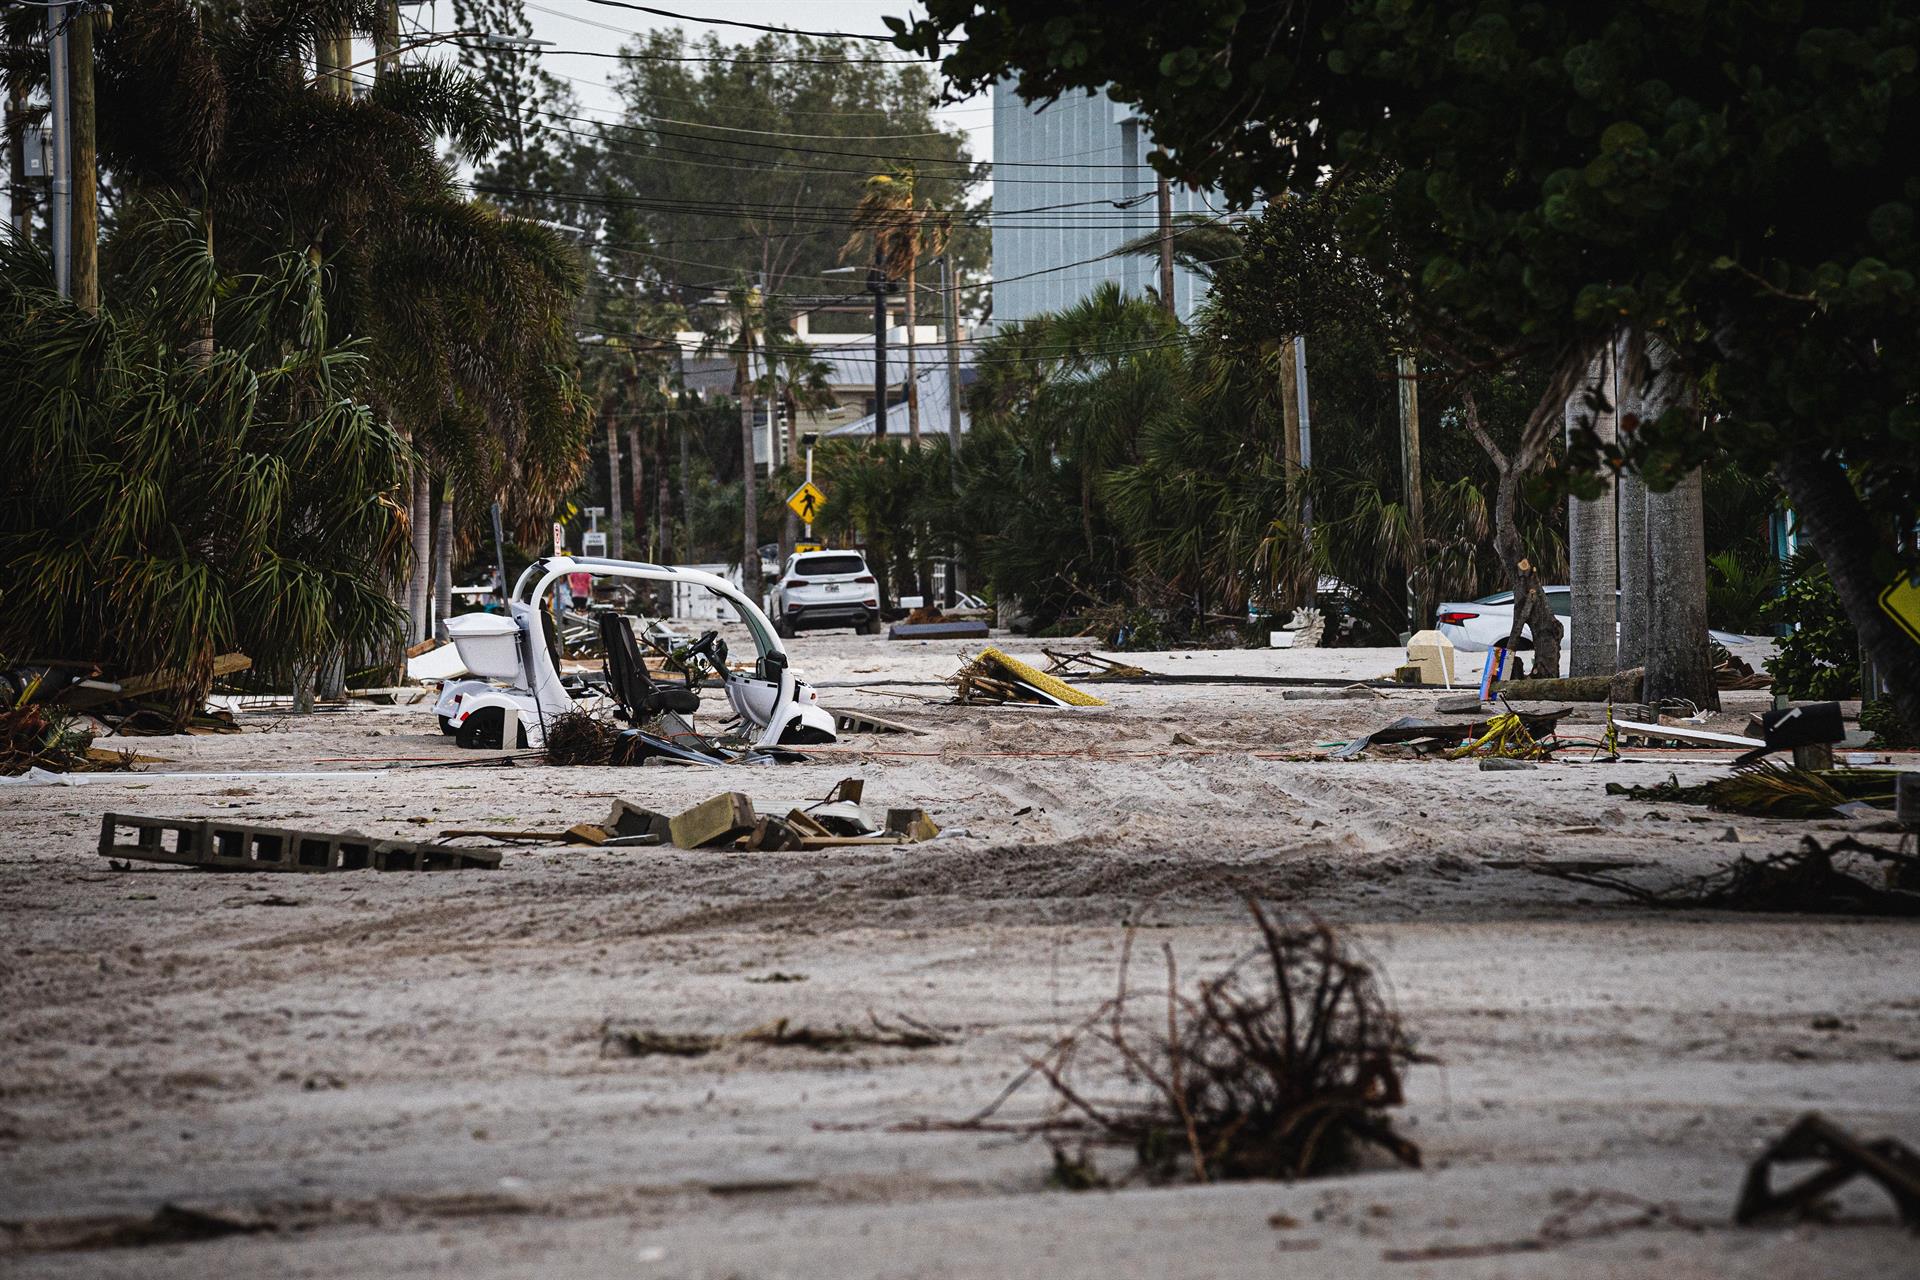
437,714,457,736
454,706,529,750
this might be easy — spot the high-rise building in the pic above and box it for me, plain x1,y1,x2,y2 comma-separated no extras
991,84,1219,325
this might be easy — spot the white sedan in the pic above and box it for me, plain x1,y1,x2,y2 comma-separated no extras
1435,588,1753,651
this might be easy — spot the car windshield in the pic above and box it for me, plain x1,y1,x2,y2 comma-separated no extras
1472,591,1514,605
794,554,865,577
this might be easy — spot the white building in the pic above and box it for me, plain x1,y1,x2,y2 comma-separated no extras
992,84,1219,325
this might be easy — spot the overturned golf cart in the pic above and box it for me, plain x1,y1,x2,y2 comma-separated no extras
433,556,836,754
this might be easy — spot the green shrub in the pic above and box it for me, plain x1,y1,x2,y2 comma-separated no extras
1761,554,1859,700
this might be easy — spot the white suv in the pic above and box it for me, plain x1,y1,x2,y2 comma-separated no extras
770,550,881,637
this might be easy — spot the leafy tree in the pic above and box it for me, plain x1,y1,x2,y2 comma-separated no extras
899,1,1920,730
596,30,982,298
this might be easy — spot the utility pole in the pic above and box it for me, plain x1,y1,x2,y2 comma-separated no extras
903,213,921,448
1156,173,1175,318
739,288,761,601
1295,336,1315,603
940,254,966,602
870,242,889,441
1397,354,1426,637
46,4,70,299
68,2,96,313
7,79,32,240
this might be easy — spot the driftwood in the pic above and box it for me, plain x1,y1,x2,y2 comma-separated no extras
1492,668,1643,703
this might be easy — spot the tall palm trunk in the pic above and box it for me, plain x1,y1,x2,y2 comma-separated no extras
626,423,645,558
433,475,453,627
1634,342,1715,709
604,415,624,559
408,469,431,642
1566,343,1617,675
1646,466,1715,709
1616,469,1649,670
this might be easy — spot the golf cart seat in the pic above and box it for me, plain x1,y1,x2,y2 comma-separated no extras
599,613,702,720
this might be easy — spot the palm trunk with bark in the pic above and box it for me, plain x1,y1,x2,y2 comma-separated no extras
1566,343,1618,675
604,415,624,559
433,476,453,627
626,423,645,558
407,469,431,643
1645,465,1716,709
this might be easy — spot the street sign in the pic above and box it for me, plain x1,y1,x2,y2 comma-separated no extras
552,522,566,555
1881,571,1920,645
787,480,826,524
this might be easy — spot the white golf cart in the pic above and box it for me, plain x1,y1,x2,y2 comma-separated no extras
433,555,837,751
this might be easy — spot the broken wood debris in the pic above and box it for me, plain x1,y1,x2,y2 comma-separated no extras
950,647,1108,707
1330,709,1570,761
601,1013,954,1058
1527,834,1920,916
1735,1112,1920,1228
99,814,502,872
660,777,940,851
1493,669,1644,703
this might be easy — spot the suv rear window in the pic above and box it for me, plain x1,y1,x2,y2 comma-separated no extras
794,554,866,577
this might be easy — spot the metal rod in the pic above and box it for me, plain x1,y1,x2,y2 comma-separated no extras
46,3,71,299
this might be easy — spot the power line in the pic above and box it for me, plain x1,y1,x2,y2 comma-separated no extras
522,2,923,62
581,0,915,44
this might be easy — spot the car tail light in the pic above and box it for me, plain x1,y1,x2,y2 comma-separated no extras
786,578,809,587
1438,611,1479,626
855,574,876,584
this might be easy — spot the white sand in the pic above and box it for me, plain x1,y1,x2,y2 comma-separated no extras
2,632,1914,1277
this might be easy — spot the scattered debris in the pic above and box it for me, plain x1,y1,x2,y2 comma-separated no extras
1447,709,1556,762
1381,1189,1708,1263
1281,685,1381,702
1605,763,1902,819
1479,758,1538,772
99,814,502,873
1612,716,1765,751
1527,834,1920,916
889,620,991,640
601,1013,953,1058
1331,708,1569,761
1493,669,1644,703
654,778,940,851
1714,649,1773,691
1435,694,1492,715
826,707,929,736
922,900,1424,1185
440,800,669,848
1041,650,1150,681
2,680,135,776
541,707,801,767
1735,1112,1920,1227
951,647,1108,707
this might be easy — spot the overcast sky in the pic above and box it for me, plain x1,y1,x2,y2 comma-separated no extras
477,1,994,170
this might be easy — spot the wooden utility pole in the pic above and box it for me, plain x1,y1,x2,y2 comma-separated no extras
871,244,889,440
7,80,32,240
68,5,96,313
903,216,921,447
1156,174,1175,317
1397,354,1427,634
739,298,761,600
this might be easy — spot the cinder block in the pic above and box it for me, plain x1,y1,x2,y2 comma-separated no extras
669,793,756,849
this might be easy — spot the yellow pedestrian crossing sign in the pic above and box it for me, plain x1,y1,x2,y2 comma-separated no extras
787,480,826,524
1881,570,1920,645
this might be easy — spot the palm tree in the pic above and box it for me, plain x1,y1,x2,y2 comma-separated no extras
0,207,408,719
85,1,586,646
843,166,950,447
